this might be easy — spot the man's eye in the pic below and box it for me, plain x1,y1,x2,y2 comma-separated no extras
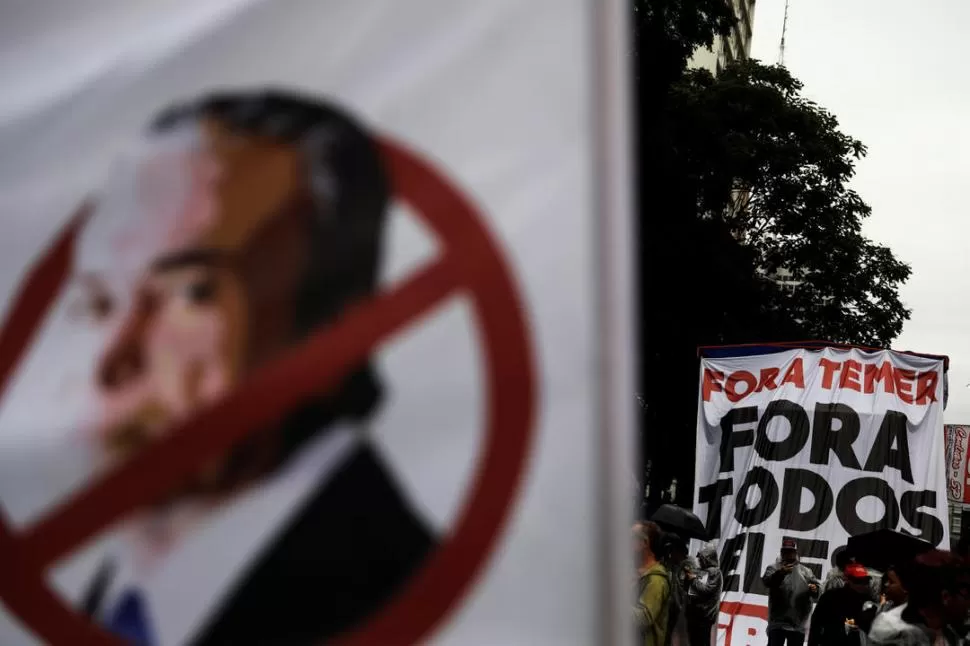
68,292,114,322
184,277,217,305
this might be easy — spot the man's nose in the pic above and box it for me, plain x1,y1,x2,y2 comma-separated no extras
97,294,155,391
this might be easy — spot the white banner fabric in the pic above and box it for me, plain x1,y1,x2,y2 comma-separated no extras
0,1,635,644
695,347,949,646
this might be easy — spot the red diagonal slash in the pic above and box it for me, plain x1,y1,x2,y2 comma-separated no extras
0,507,124,646
22,256,459,568
0,214,86,409
0,138,537,646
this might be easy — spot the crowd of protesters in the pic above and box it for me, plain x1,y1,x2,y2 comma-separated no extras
634,522,970,646
633,520,722,646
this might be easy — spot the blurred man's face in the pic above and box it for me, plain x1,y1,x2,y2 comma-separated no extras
781,548,797,563
71,120,311,494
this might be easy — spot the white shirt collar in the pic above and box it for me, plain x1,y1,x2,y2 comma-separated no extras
99,424,359,646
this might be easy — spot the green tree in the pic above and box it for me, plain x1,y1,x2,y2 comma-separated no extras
632,2,912,510
632,0,751,513
666,61,911,347
631,0,735,90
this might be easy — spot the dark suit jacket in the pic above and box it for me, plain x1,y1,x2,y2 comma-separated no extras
82,443,437,645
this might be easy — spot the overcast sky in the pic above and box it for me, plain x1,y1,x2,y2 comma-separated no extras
749,0,970,422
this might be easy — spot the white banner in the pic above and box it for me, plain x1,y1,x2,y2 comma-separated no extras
695,346,949,646
0,1,635,644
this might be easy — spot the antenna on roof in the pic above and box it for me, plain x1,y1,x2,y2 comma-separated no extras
779,0,791,65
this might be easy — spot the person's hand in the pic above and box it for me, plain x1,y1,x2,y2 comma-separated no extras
686,571,696,581
809,583,819,594
783,564,795,572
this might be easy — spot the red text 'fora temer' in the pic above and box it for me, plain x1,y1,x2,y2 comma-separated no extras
702,358,939,406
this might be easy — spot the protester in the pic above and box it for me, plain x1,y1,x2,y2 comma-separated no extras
684,543,722,646
635,521,671,646
878,566,909,614
762,538,821,646
825,549,882,601
662,533,693,646
808,563,873,646
867,550,970,646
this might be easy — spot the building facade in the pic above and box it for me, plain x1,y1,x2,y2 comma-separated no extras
688,0,757,75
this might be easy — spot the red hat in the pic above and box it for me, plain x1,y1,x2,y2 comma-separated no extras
781,538,797,550
845,563,869,580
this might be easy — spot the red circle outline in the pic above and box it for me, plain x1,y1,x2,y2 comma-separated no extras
0,136,538,645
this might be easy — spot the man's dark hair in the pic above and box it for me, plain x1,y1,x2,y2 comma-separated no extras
150,89,390,476
152,89,389,336
834,547,852,570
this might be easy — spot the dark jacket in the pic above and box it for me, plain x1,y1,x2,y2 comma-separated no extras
822,568,846,593
808,585,870,646
686,546,722,624
762,558,821,634
664,556,695,646
82,444,436,645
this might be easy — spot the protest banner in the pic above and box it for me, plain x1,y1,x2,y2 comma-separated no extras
0,1,635,644
945,425,970,504
695,344,949,646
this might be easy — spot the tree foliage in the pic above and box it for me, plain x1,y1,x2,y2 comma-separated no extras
632,1,912,510
667,61,912,347
631,0,735,90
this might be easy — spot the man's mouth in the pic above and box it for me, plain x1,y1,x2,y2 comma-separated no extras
100,402,174,458
101,413,232,506
104,419,156,458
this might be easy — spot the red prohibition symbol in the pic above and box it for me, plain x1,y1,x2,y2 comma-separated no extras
0,138,539,646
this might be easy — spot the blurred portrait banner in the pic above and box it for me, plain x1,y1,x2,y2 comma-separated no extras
695,345,949,646
0,1,634,645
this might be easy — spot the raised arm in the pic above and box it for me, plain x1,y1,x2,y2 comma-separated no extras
762,562,786,588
